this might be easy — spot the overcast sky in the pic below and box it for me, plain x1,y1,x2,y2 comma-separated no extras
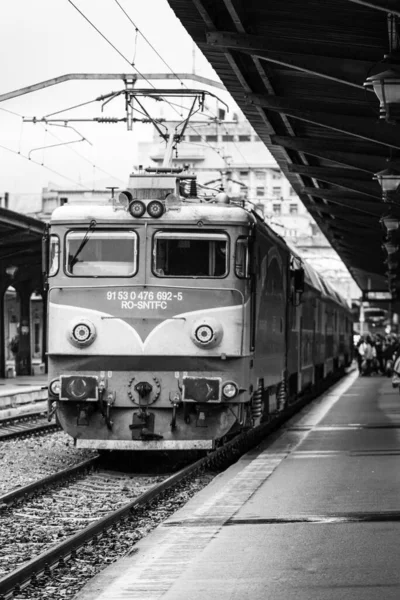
0,0,233,196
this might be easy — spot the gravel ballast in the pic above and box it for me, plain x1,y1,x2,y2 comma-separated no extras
10,473,215,600
0,432,96,496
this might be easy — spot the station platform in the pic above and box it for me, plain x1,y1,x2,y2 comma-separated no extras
75,370,400,600
0,374,47,418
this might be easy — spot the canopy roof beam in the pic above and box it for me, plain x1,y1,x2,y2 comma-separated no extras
271,136,390,173
346,0,400,18
288,165,380,198
246,94,400,150
207,32,371,90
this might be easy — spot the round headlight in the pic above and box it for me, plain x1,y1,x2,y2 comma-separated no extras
191,318,223,349
49,379,61,396
147,200,165,218
67,377,88,400
195,324,214,344
73,323,91,343
129,200,146,218
222,382,238,399
118,190,132,209
68,319,96,348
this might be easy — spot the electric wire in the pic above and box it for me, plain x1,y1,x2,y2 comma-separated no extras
109,1,237,163
113,0,188,89
44,96,106,118
0,140,88,189
66,0,156,89
66,0,220,156
0,106,125,185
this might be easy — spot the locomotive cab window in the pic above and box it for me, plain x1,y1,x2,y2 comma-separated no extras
49,235,60,277
65,231,137,277
235,237,250,278
153,232,228,277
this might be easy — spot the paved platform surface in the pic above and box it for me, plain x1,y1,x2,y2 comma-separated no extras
0,374,47,415
75,371,400,600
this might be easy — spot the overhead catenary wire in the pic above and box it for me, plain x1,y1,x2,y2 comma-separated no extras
0,141,89,189
66,0,219,153
113,0,188,89
108,1,238,161
66,0,156,89
0,106,125,186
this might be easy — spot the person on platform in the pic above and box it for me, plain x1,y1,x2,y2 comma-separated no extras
357,336,376,375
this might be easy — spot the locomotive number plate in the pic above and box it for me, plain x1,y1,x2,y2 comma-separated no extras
182,377,221,403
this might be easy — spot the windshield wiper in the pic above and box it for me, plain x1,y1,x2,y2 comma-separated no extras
68,219,97,270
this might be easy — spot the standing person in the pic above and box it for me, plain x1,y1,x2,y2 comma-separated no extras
374,334,384,374
356,335,364,373
358,336,376,376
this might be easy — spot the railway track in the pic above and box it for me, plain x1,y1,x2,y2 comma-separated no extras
0,411,59,441
0,417,275,599
0,373,347,599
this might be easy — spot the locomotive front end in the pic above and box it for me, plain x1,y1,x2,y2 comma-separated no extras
46,177,254,450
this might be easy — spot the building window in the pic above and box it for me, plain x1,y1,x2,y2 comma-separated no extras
272,170,281,180
189,135,201,142
206,135,218,142
290,187,296,196
256,187,265,197
254,135,262,142
272,186,281,198
289,203,298,215
272,203,281,215
238,135,251,142
60,197,68,206
255,171,265,181
222,134,234,142
239,170,249,179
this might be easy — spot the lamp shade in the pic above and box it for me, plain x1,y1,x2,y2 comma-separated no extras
364,68,400,119
381,214,400,231
383,240,399,254
374,167,400,193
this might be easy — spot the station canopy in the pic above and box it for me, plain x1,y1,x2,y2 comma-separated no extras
168,0,400,295
0,208,45,272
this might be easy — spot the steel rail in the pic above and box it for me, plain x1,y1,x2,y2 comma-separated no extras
0,411,46,426
0,369,348,598
0,418,59,441
0,422,273,598
0,456,100,506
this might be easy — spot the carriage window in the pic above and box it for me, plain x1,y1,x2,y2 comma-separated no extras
153,232,228,277
49,235,60,277
66,231,137,277
235,237,250,278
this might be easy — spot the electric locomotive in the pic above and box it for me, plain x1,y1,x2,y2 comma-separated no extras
44,169,352,450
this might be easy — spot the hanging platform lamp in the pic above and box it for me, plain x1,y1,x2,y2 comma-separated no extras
383,239,399,254
364,68,400,121
374,167,400,202
381,214,400,231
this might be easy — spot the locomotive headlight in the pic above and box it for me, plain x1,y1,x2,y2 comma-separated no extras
118,190,132,209
66,377,88,400
73,323,91,343
49,379,61,396
60,375,98,401
147,200,165,218
191,318,223,349
128,200,146,218
195,324,214,344
222,382,238,399
68,318,96,348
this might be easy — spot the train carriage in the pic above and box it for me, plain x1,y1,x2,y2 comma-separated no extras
44,170,353,451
